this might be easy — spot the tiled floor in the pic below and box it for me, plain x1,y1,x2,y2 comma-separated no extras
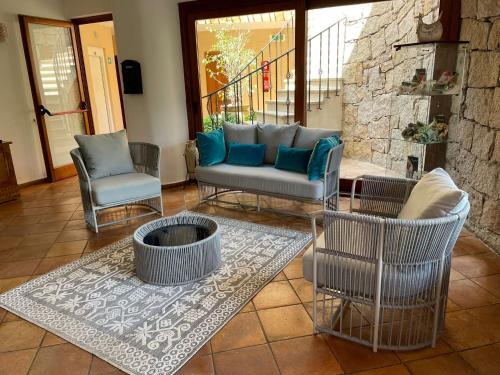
0,177,499,375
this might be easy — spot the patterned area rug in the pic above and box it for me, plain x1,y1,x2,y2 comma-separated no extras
0,212,311,375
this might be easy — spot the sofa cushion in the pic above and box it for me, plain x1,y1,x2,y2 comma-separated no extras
302,246,432,297
91,173,161,206
293,126,341,149
398,168,467,220
307,135,341,181
223,122,257,148
196,128,226,167
226,143,266,166
196,163,323,200
274,145,312,174
257,123,298,164
74,130,135,179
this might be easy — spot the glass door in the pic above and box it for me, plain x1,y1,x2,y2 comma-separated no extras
20,16,90,181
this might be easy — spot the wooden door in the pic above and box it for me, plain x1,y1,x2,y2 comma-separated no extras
20,16,91,181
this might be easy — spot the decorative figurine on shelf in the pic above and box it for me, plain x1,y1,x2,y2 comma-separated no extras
399,68,427,94
417,12,443,42
432,71,459,93
401,115,448,144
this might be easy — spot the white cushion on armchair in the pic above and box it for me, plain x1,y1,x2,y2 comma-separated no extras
398,168,467,220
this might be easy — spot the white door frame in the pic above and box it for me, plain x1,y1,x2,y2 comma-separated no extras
87,45,114,134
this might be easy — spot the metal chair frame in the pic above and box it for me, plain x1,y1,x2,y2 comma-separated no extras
198,143,344,217
311,174,469,351
70,142,163,233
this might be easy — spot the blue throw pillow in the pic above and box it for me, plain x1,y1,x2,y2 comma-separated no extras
226,143,266,166
274,145,313,174
307,135,341,180
196,129,226,167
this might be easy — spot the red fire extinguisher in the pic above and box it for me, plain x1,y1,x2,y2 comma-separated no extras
261,60,270,92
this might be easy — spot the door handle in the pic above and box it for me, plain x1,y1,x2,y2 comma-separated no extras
39,104,53,116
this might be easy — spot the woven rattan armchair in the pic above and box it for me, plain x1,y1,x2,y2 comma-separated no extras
304,175,469,352
70,142,163,233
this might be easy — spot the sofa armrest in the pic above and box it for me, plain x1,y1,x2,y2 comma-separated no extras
129,142,160,178
350,175,418,217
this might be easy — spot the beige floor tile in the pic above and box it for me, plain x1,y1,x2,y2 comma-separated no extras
0,348,37,375
453,236,491,257
351,364,411,375
0,259,40,278
471,274,500,299
289,278,314,303
33,255,81,275
56,229,93,242
270,335,343,375
41,332,67,347
442,310,497,350
211,312,266,353
406,353,477,375
88,355,125,375
252,281,300,310
283,258,303,279
213,344,279,375
0,320,45,352
28,343,92,375
459,342,500,375
257,304,312,342
0,276,30,293
448,279,499,308
452,252,500,278
177,354,214,375
46,240,87,257
396,339,453,362
322,334,400,373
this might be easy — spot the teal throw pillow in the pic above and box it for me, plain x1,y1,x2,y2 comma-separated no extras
307,135,341,180
196,129,226,167
226,143,266,166
274,145,313,174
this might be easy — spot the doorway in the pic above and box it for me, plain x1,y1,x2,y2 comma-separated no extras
75,18,125,135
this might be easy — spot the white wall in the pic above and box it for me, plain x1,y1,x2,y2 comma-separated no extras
0,0,66,183
0,0,188,185
112,0,188,184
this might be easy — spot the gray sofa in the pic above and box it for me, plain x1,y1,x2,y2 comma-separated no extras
195,123,343,214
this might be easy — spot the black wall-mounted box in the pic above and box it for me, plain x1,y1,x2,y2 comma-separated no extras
121,60,143,94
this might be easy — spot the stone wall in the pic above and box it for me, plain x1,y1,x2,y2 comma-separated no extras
341,0,439,170
446,0,499,252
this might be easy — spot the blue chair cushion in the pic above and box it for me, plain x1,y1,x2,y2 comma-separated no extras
307,135,341,181
226,143,266,166
74,130,135,179
91,173,161,206
196,129,226,166
274,145,312,174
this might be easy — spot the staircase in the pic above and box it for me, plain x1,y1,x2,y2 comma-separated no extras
254,77,343,130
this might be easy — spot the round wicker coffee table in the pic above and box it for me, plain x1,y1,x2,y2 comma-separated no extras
133,215,221,285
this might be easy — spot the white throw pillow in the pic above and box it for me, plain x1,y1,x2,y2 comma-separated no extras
398,168,467,220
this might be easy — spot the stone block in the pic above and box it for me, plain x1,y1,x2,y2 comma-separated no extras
471,124,496,160
493,132,500,162
371,139,389,153
358,98,373,124
488,19,500,50
371,93,391,121
446,142,459,167
353,124,368,139
489,87,500,129
347,37,371,63
343,84,365,104
371,151,388,166
472,159,498,196
456,148,476,176
466,186,484,225
368,116,390,138
480,199,500,233
371,2,393,16
478,0,500,18
351,140,372,160
364,65,385,91
459,119,475,151
343,63,363,85
464,88,494,126
468,51,499,88
362,16,381,36
343,104,358,125
460,19,490,50
398,9,415,38
371,29,386,58
461,0,478,18
385,20,399,47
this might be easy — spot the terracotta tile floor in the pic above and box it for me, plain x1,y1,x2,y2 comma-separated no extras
0,177,498,374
